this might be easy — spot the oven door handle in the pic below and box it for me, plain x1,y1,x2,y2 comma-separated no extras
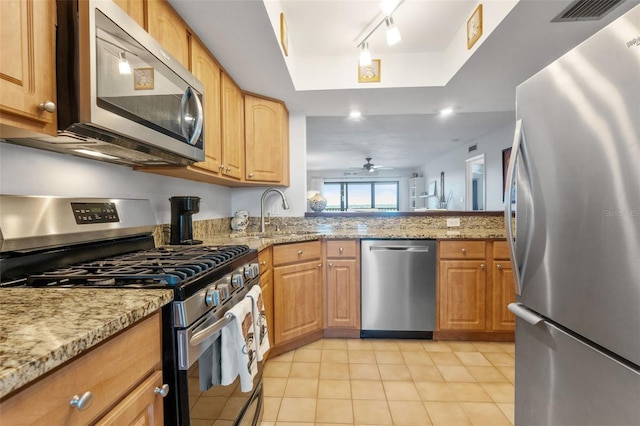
190,313,234,346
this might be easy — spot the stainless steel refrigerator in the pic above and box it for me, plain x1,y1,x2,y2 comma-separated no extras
505,5,640,425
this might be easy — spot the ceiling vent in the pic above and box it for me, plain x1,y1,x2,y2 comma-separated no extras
552,0,625,22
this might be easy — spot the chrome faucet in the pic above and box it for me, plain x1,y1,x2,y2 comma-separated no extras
260,188,290,233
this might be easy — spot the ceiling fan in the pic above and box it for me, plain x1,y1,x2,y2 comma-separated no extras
350,157,393,173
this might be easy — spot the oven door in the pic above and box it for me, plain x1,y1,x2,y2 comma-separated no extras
174,308,264,425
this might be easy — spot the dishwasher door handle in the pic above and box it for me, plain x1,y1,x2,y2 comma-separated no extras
369,246,430,252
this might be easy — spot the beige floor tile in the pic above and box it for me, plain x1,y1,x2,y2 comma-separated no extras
422,341,453,352
258,422,274,426
460,402,512,426
300,339,324,350
277,397,317,423
262,397,281,422
263,377,287,397
347,339,374,350
497,402,515,424
402,351,434,366
283,378,318,398
320,363,351,379
382,381,421,401
414,382,456,401
437,366,476,382
447,342,478,352
467,365,510,383
353,400,393,424
264,361,292,378
378,363,413,381
496,342,515,354
496,366,515,384
322,349,349,363
351,379,386,400
349,350,377,364
397,340,428,351
388,400,433,425
371,339,400,350
293,349,322,362
471,342,506,352
408,365,445,382
483,352,515,367
315,424,353,426
480,383,514,403
315,398,354,423
424,401,472,426
455,351,492,367
318,379,352,399
448,382,493,402
349,363,381,380
430,351,463,366
374,350,405,364
268,351,294,362
322,338,349,349
289,362,320,378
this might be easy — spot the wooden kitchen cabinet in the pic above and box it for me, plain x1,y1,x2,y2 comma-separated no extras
111,0,145,28
244,94,290,185
0,312,165,425
258,246,274,355
272,241,323,352
220,73,245,181
436,240,514,341
146,0,190,68
324,240,360,336
0,0,57,136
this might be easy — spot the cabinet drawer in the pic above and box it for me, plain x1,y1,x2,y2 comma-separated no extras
439,241,486,259
258,247,272,273
0,312,162,425
273,240,321,266
326,240,358,258
492,240,510,260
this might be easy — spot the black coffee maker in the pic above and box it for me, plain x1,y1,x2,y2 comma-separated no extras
169,196,202,245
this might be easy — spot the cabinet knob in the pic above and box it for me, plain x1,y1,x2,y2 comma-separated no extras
248,173,254,178
226,167,231,172
69,391,94,411
461,248,467,254
339,247,344,253
297,250,303,255
38,100,56,113
260,260,266,266
318,263,322,268
480,263,485,270
219,164,224,169
497,264,502,269
154,384,170,398
328,262,333,268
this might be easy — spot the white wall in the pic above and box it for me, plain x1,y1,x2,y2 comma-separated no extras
420,121,515,211
0,142,231,224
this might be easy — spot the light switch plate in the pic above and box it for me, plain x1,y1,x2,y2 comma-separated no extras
447,217,461,227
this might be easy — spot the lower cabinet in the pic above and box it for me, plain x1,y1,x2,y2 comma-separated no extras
272,241,323,352
324,240,360,336
436,240,515,341
258,246,274,355
0,312,165,425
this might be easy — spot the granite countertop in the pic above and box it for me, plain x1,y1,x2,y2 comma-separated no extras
0,288,173,399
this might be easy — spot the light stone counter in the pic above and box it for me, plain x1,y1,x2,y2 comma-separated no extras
0,288,173,399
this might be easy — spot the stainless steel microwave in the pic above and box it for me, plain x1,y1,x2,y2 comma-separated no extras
6,0,205,166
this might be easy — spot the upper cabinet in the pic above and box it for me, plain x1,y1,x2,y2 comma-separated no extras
146,0,190,68
244,95,290,185
111,0,145,28
220,73,245,181
0,0,57,136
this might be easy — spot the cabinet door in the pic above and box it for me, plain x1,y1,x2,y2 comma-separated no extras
273,261,323,344
95,371,164,426
490,260,516,331
111,0,145,28
146,0,189,68
0,0,57,135
326,258,360,329
244,95,288,183
438,260,486,331
190,38,222,173
220,73,244,180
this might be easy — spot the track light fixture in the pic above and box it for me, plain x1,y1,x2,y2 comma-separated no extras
359,42,372,66
356,1,404,63
118,52,132,75
385,16,401,46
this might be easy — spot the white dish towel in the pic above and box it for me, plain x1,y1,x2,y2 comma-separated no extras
220,297,258,392
246,284,270,361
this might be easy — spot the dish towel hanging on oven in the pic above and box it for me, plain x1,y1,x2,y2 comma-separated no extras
221,297,258,392
246,284,270,361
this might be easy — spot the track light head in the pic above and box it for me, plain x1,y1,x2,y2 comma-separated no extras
385,16,401,46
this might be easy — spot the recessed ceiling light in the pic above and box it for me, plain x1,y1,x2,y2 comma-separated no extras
349,111,362,119
439,107,454,116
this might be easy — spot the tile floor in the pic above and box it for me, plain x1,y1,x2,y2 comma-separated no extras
260,338,515,426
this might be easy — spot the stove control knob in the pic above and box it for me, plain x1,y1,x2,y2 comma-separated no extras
243,265,255,279
205,288,221,307
251,262,260,276
231,273,244,288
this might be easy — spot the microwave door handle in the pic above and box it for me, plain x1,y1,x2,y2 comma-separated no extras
180,87,204,146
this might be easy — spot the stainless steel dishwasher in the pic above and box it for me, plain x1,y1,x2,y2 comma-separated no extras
361,239,436,338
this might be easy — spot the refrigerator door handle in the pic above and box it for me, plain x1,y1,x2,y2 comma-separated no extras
508,303,544,325
505,119,524,294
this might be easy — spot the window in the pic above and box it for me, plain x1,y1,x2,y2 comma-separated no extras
323,181,399,211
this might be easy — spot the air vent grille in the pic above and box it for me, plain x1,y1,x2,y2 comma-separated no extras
552,0,625,22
